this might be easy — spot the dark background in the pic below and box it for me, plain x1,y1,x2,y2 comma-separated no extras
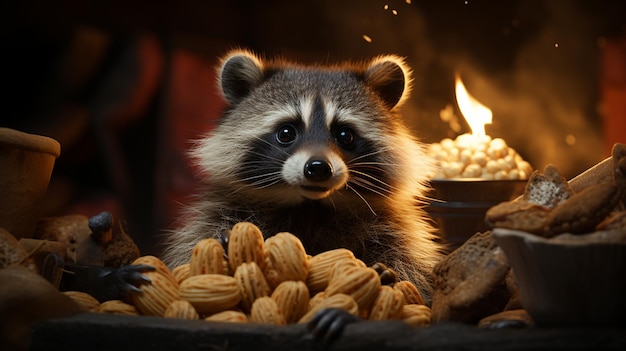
2,0,625,256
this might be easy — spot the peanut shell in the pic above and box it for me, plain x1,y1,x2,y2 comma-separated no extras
179,274,240,315
228,222,266,271
306,248,356,293
271,280,310,323
250,296,286,325
369,285,405,321
298,293,359,323
97,300,139,315
164,300,199,320
264,232,309,287
130,267,180,316
400,304,431,327
205,310,248,323
326,265,381,311
63,291,100,311
190,238,225,276
393,280,425,305
234,261,270,312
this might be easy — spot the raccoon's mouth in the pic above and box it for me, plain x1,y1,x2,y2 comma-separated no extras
298,185,334,200
300,185,330,193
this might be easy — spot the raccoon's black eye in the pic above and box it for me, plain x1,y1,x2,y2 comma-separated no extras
335,127,356,150
276,124,297,145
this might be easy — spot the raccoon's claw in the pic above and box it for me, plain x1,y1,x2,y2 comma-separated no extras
60,261,155,302
216,229,230,260
371,262,398,286
101,264,155,295
87,264,156,301
306,307,361,344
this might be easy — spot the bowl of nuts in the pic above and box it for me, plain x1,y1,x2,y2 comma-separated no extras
425,134,532,248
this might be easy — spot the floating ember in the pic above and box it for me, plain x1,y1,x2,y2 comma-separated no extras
428,75,533,180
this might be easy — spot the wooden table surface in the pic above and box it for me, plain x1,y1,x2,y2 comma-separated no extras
31,312,626,351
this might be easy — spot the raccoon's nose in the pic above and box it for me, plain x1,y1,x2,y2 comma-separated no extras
304,158,333,182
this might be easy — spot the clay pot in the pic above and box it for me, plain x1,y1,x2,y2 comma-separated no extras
0,128,60,239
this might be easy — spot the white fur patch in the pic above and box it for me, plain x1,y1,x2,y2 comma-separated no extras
323,100,338,128
298,95,315,128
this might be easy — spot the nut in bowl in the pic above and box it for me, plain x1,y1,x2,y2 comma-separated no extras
492,228,626,327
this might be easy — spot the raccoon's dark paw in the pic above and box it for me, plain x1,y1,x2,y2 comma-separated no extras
370,262,398,286
306,307,361,343
97,264,156,298
65,263,155,302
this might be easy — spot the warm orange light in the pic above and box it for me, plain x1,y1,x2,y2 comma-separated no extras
455,74,492,137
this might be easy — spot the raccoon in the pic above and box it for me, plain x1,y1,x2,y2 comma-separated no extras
162,49,444,302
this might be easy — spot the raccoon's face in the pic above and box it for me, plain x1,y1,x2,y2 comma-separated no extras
247,94,366,202
194,50,420,206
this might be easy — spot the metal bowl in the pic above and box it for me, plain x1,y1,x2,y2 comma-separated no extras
425,179,527,249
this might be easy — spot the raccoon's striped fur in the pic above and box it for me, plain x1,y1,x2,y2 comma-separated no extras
162,49,444,302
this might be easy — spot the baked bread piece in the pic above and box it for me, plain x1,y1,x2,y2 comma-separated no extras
543,182,621,237
485,201,551,235
522,164,574,209
431,231,512,323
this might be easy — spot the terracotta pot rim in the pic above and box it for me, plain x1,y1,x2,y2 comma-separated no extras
0,127,61,158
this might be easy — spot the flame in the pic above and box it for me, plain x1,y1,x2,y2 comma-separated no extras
455,74,492,137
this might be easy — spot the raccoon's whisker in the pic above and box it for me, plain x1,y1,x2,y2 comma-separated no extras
349,177,392,198
229,171,283,193
349,178,392,200
350,161,399,168
237,171,282,183
347,148,391,163
242,175,282,188
345,184,377,216
245,151,286,164
249,135,291,157
416,195,441,206
348,170,396,194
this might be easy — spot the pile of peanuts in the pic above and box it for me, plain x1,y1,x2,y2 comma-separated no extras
428,133,533,180
63,222,431,326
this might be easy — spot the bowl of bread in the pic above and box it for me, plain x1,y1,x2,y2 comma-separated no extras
489,144,626,327
426,135,533,248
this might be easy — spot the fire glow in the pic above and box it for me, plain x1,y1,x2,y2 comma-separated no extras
427,75,533,180
455,74,492,138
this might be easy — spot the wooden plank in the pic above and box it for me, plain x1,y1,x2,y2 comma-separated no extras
30,313,626,351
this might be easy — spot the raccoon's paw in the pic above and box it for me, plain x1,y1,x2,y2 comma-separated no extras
61,261,155,302
102,264,155,296
306,307,361,343
370,262,398,286
91,264,156,301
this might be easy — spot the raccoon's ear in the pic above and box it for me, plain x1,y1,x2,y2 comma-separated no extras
364,56,411,110
219,50,265,105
